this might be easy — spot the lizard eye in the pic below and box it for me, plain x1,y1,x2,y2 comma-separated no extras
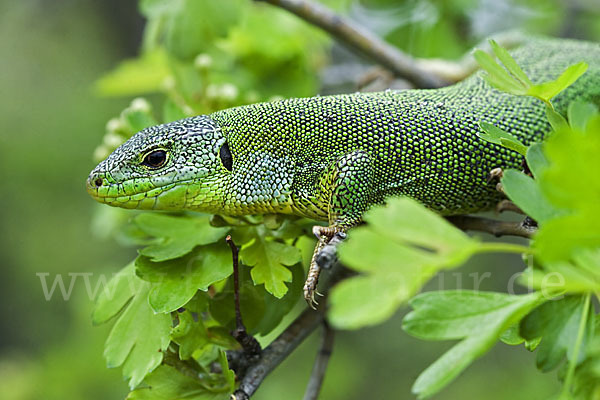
142,149,168,168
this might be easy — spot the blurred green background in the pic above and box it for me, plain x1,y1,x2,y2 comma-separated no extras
1,0,598,399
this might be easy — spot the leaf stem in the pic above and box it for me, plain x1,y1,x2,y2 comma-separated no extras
560,293,591,399
477,242,532,254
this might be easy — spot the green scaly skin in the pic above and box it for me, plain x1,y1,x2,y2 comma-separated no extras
87,37,600,305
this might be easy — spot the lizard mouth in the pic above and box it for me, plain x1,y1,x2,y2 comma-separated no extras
86,173,190,210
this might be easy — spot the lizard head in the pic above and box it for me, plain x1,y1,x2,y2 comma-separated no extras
86,116,232,211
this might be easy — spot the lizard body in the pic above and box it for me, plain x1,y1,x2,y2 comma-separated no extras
87,37,600,304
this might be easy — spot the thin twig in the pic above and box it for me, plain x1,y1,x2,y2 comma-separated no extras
226,235,262,359
303,323,335,400
446,215,537,239
496,199,524,214
254,0,448,88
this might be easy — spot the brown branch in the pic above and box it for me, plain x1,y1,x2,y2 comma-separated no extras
226,235,262,360
232,305,327,400
496,199,524,214
254,0,448,89
314,231,346,272
231,263,348,400
446,215,537,239
302,323,335,400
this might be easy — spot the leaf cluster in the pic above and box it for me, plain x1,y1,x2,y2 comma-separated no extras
93,211,314,398
332,45,600,398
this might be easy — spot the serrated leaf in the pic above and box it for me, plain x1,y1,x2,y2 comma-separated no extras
171,311,209,360
103,274,171,389
521,295,593,372
329,198,480,329
253,262,304,335
127,364,230,400
501,169,560,224
93,263,141,325
136,244,233,313
499,137,528,155
135,214,229,262
405,291,544,398
473,50,526,95
478,122,528,155
527,62,588,101
240,236,300,298
500,324,525,346
489,39,532,87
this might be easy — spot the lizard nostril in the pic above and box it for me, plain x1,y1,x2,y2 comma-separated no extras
94,177,103,187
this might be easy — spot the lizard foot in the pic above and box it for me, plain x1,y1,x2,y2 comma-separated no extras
303,226,343,309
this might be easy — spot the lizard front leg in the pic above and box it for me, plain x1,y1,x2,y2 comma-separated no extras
303,150,374,308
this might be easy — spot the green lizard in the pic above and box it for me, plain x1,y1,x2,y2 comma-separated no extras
87,37,600,307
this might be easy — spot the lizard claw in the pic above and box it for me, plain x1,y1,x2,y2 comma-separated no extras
303,225,347,309
304,285,319,310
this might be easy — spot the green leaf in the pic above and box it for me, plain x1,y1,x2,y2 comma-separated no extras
139,0,184,18
240,236,301,298
209,280,265,333
171,311,209,360
525,142,548,180
127,364,231,400
135,214,229,262
136,244,233,313
500,324,525,346
489,39,532,87
568,101,598,132
93,263,141,325
329,198,480,329
164,0,242,59
501,169,560,224
521,295,593,372
101,268,171,389
95,50,171,97
163,98,189,122
499,137,528,156
473,49,526,95
533,212,600,264
329,274,413,329
404,291,544,398
527,62,588,101
540,115,600,214
253,261,304,335
545,104,569,132
478,122,527,155
520,248,600,294
122,105,158,133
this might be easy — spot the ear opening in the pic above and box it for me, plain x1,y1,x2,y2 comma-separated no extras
219,141,233,171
